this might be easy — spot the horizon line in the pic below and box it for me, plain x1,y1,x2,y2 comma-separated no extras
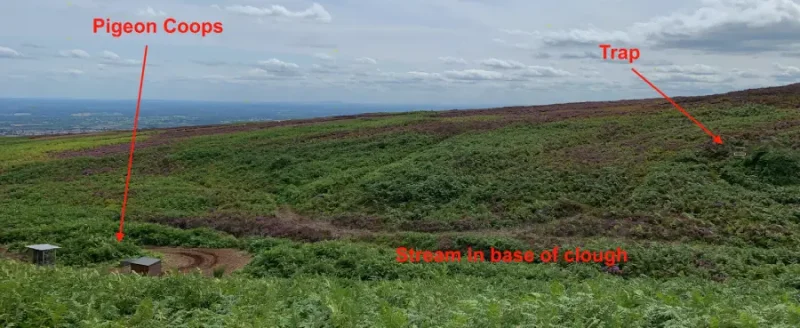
0,96,507,108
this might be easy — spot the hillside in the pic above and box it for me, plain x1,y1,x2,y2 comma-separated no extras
2,83,800,327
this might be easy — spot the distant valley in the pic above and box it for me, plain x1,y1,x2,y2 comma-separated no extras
0,98,469,136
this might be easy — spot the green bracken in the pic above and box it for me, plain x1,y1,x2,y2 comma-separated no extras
1,93,800,326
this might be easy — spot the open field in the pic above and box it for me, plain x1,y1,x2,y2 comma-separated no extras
1,83,800,326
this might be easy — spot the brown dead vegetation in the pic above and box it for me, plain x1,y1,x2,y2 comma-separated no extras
146,210,505,242
517,214,721,243
0,247,26,262
146,208,382,242
51,83,800,158
144,207,727,247
436,82,800,118
151,215,340,242
52,112,401,158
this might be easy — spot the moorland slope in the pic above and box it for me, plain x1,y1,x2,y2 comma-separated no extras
2,83,800,327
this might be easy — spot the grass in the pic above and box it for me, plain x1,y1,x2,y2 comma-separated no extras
2,261,799,327
0,131,153,172
1,89,800,326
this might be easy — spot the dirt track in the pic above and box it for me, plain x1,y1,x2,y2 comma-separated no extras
143,247,252,277
0,245,251,277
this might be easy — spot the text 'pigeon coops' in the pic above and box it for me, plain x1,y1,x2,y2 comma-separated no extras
26,244,60,266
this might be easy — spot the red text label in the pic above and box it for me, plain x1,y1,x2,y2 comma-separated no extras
93,18,223,38
395,246,628,266
599,44,640,64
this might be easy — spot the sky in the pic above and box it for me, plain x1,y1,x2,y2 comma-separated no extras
1,0,799,106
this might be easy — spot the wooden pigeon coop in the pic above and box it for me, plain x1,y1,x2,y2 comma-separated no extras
26,244,60,266
129,257,162,276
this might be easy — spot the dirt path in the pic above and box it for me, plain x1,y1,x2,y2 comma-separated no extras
143,247,252,277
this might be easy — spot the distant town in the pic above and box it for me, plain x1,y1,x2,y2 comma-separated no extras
0,98,451,137
0,113,274,136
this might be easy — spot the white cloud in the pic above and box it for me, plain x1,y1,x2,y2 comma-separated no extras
201,74,237,83
444,69,506,81
314,53,334,60
499,29,536,37
441,65,570,82
371,71,446,84
59,49,90,59
518,66,572,77
138,6,166,17
3,0,797,104
560,51,599,59
405,71,445,81
500,0,800,53
652,64,720,75
325,63,572,86
311,62,571,86
222,3,332,22
479,58,526,70
648,72,733,84
542,27,632,46
0,46,24,59
438,56,468,65
64,69,84,76
239,68,274,81
310,63,339,74
642,65,745,85
169,74,247,85
501,27,632,47
492,37,536,51
191,60,230,67
636,64,769,88
203,68,308,84
355,57,377,64
774,64,800,81
101,51,120,61
731,68,761,78
634,0,800,52
639,59,676,66
256,58,302,76
21,43,45,49
532,52,552,59
258,58,299,70
100,50,140,67
775,64,800,73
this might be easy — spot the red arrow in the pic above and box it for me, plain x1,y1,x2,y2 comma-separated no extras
117,45,149,242
631,68,723,144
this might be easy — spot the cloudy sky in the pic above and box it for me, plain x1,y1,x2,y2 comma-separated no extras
1,0,799,106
